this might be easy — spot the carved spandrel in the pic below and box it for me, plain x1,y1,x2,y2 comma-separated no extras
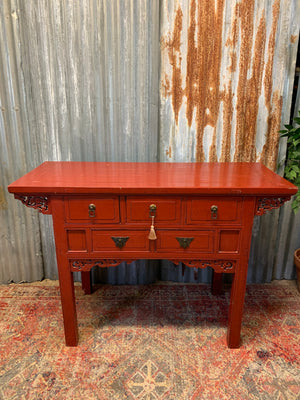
170,260,235,273
256,197,290,216
14,194,51,214
70,259,135,272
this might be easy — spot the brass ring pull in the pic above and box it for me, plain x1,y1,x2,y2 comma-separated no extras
211,205,218,220
88,204,96,218
149,204,157,217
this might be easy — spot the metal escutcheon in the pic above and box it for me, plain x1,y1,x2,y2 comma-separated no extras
149,204,157,217
111,237,129,249
176,237,194,249
88,204,96,218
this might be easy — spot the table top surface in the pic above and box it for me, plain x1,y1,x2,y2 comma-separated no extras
8,161,297,196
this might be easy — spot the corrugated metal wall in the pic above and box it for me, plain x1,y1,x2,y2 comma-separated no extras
0,0,299,285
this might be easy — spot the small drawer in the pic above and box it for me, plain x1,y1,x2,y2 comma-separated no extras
126,197,181,225
156,230,214,253
66,197,120,222
92,230,149,252
187,198,242,224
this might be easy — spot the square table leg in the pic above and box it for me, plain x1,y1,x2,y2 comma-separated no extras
227,261,248,348
52,198,79,346
81,271,92,294
212,271,223,295
57,263,79,346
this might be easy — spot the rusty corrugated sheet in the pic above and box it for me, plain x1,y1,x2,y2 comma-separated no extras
159,0,300,283
160,0,299,170
0,0,299,285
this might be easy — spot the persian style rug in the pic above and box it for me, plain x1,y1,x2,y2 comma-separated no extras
0,280,299,399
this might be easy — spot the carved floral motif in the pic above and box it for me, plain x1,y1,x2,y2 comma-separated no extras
256,197,290,216
70,259,134,272
170,260,235,273
14,194,51,214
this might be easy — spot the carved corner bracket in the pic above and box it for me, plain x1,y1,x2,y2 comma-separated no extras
70,259,135,272
255,196,291,216
170,260,236,274
14,194,51,215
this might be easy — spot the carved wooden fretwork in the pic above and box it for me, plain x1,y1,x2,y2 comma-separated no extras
14,194,51,214
70,259,135,272
256,197,290,216
170,260,236,273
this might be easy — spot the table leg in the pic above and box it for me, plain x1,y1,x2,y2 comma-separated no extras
227,263,248,348
57,266,79,346
211,271,223,295
81,271,92,294
52,198,79,346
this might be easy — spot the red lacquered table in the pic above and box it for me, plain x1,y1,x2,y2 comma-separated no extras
8,162,297,348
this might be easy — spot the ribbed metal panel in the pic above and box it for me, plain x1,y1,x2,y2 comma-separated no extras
159,0,299,168
0,0,299,284
159,0,300,283
0,0,44,283
1,0,160,283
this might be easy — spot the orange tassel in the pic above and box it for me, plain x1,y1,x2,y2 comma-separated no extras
148,216,157,240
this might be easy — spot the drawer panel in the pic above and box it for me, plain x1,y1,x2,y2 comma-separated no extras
126,197,181,224
67,230,87,252
66,197,120,222
187,198,242,223
92,230,149,252
157,230,214,253
218,230,240,253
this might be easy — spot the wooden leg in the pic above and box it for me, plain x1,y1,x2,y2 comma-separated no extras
81,271,92,294
57,266,79,346
51,198,79,346
227,263,248,348
212,271,223,295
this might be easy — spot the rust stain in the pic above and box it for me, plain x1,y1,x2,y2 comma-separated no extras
0,187,8,210
162,7,184,124
291,34,298,44
220,4,239,162
260,91,283,170
161,0,282,168
220,89,234,162
260,0,281,170
185,0,225,161
233,1,256,162
166,146,172,158
161,73,170,98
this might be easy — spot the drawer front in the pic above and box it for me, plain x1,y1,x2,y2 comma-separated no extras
126,197,181,225
92,230,149,252
156,230,214,253
66,197,120,222
187,198,242,223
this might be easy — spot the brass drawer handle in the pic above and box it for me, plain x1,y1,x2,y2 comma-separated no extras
176,237,194,249
149,204,157,217
111,237,129,248
211,205,218,219
88,204,96,218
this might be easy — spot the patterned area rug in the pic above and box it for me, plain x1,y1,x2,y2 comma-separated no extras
0,280,299,399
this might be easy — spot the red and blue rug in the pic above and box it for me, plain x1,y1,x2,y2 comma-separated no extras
0,281,299,399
